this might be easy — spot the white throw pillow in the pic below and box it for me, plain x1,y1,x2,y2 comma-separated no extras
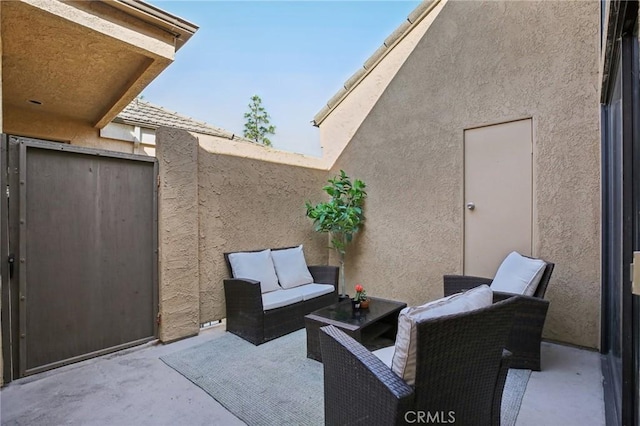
490,251,546,296
228,249,281,294
270,245,314,289
391,285,493,385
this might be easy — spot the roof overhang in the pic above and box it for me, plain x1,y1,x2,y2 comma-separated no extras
1,0,197,129
312,0,440,127
108,0,198,52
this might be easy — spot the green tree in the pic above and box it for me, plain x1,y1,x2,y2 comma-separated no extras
243,95,275,146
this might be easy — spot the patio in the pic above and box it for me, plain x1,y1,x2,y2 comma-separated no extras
0,0,635,423
0,322,605,426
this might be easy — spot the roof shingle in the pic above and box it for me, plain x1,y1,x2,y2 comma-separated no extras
115,99,248,141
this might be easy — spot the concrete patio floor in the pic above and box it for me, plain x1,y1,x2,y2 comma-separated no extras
0,322,605,426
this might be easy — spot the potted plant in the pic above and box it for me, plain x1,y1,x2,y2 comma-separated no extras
305,170,367,298
353,284,369,309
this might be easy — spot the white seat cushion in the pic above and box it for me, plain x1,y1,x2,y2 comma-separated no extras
228,249,281,294
271,245,314,289
372,345,395,368
490,251,546,296
261,289,304,311
391,285,493,385
286,283,334,301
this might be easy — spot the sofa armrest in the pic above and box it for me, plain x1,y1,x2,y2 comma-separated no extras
308,265,339,288
223,278,264,312
320,325,414,426
443,274,493,296
223,278,266,345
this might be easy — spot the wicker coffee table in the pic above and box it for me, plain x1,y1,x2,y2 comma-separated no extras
304,297,406,362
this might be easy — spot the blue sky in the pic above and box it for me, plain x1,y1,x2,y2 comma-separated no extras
143,1,421,156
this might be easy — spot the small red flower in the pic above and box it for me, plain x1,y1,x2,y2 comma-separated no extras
355,284,363,293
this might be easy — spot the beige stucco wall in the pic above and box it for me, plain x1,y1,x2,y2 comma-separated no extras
328,0,601,348
155,129,329,332
62,0,177,57
3,0,176,129
4,107,137,154
24,0,176,59
196,134,330,322
319,0,447,166
156,127,200,342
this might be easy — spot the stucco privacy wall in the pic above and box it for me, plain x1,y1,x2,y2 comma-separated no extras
156,129,329,330
330,1,600,348
156,128,200,342
198,148,328,322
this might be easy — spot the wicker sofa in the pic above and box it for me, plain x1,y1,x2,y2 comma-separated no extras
223,247,339,345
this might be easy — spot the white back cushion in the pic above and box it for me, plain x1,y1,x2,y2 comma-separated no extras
271,245,314,289
391,285,493,385
490,251,546,296
228,249,280,293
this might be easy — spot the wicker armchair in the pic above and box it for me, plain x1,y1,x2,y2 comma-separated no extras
443,258,554,370
223,249,339,345
319,296,520,426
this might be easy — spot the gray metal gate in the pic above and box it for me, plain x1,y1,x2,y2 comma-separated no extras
2,136,158,379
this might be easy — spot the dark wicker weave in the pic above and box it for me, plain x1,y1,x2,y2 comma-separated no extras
443,258,554,370
223,248,339,345
319,297,520,426
305,297,406,362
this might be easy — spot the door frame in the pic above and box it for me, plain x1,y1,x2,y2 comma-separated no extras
600,1,639,425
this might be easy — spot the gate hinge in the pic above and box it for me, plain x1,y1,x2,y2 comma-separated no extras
156,175,160,188
156,312,161,325
632,252,640,296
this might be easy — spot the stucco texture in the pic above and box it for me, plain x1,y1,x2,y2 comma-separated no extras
330,1,601,348
154,128,330,331
5,107,135,153
2,0,175,129
197,149,329,323
156,127,200,342
318,0,446,166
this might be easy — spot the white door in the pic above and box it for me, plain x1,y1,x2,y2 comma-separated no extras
464,119,533,277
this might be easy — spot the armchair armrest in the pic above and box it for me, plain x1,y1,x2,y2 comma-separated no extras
493,349,512,425
492,291,549,320
443,275,493,296
493,293,550,370
320,325,414,426
308,265,339,288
